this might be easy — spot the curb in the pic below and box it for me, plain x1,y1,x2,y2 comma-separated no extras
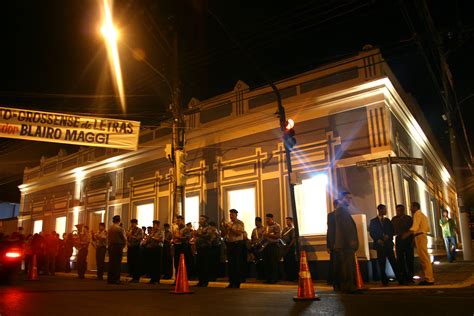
54,272,474,291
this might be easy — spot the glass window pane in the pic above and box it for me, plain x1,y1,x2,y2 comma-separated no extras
55,217,67,236
136,203,154,228
295,173,329,235
33,220,43,234
185,196,200,229
227,187,256,236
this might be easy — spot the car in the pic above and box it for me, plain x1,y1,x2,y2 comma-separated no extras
0,237,24,283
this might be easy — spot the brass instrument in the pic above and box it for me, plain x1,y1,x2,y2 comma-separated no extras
255,226,270,253
220,220,232,238
256,226,289,253
140,232,149,247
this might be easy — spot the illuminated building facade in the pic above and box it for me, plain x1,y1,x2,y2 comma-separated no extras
18,48,459,272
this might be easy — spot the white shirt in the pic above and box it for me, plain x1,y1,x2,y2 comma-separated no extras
410,210,430,234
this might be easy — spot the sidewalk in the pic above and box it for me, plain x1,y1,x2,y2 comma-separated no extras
56,259,474,291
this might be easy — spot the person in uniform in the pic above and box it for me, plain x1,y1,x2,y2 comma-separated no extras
145,220,163,284
208,221,221,281
250,217,265,280
404,202,434,285
45,231,59,276
186,222,197,276
92,222,107,280
327,200,338,288
262,213,281,284
392,204,414,284
75,224,90,279
281,217,297,281
334,192,360,293
369,204,401,285
107,215,126,284
162,223,173,279
196,215,212,287
173,215,192,278
221,209,245,288
127,219,144,283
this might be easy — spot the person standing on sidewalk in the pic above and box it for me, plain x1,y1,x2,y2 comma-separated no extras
147,220,163,284
208,221,222,282
221,209,245,289
369,204,402,285
162,223,173,279
92,223,107,280
196,215,211,287
406,202,434,285
127,219,144,283
439,210,459,263
45,232,59,276
75,225,90,279
392,204,414,284
262,213,281,284
334,192,360,293
107,215,126,284
173,216,192,279
250,217,265,280
281,217,297,281
327,199,338,289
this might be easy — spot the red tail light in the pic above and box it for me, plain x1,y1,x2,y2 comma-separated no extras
5,249,22,259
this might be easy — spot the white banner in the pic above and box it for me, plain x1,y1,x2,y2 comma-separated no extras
0,107,140,150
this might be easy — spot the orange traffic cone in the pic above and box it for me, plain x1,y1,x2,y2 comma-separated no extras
27,254,39,281
170,254,193,294
293,251,320,301
354,255,365,290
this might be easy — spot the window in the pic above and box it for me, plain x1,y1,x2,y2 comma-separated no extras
55,217,67,236
185,195,200,229
294,173,329,235
227,187,256,236
33,220,43,234
136,203,154,228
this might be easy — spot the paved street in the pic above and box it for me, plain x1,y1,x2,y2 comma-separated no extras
0,275,473,316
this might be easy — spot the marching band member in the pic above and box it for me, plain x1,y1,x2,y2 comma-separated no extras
92,222,107,280
196,215,211,287
250,217,265,280
127,219,143,283
146,220,163,284
262,213,281,284
162,223,173,279
173,215,192,279
221,209,245,289
74,224,90,280
282,217,297,281
208,221,221,282
107,215,126,285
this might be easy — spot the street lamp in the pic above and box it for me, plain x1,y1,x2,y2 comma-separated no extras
100,0,126,112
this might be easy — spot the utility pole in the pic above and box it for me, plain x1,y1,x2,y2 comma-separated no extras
169,19,186,221
415,0,472,259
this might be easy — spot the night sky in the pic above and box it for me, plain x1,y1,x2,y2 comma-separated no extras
0,0,473,203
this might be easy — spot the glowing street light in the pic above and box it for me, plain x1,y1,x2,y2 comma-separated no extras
100,0,126,112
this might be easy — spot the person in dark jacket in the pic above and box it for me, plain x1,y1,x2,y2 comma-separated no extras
326,199,338,289
107,215,126,284
369,204,401,285
45,231,59,275
63,233,74,273
392,204,414,283
334,192,359,293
